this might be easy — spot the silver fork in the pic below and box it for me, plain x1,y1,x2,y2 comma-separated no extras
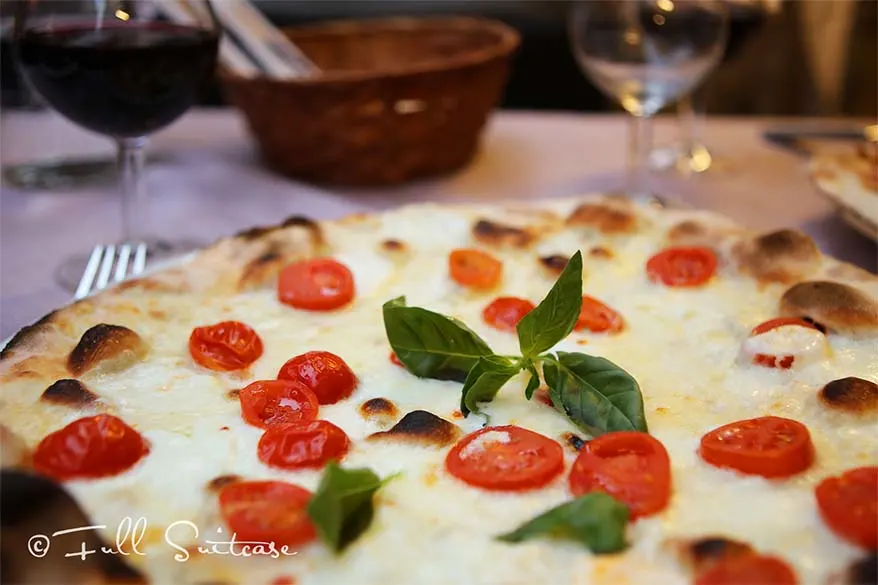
73,243,147,300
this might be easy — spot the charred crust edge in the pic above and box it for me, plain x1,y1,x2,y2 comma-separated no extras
0,310,58,360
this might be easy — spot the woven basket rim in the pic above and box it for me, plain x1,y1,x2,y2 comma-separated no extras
220,15,520,86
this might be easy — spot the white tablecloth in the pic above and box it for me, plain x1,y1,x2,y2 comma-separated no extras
1,109,875,340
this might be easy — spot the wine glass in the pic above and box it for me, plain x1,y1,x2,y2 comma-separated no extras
13,0,220,290
653,0,769,174
569,0,729,203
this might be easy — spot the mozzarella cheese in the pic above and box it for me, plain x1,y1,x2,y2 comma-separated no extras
741,325,830,368
1,196,876,585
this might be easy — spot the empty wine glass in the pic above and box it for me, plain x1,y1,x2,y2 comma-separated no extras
13,0,220,290
569,0,728,202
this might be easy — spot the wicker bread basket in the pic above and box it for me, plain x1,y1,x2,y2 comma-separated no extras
221,17,520,186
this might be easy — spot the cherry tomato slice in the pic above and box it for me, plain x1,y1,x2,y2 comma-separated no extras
278,258,355,311
445,425,564,491
695,554,798,585
189,320,263,371
277,351,358,405
218,480,317,548
482,297,535,331
389,352,403,367
699,416,814,478
258,421,350,470
33,414,149,481
646,246,717,287
239,380,319,429
568,431,671,519
751,317,820,336
815,466,878,549
574,295,625,333
449,249,502,290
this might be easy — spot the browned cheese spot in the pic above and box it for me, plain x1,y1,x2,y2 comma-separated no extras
819,377,878,413
381,239,407,253
226,389,241,400
780,281,878,335
561,432,587,452
207,474,241,492
367,410,461,447
672,536,754,573
67,324,148,376
472,219,534,248
566,202,637,234
359,397,399,420
539,254,569,276
667,220,709,244
734,229,820,284
41,379,99,407
589,246,613,259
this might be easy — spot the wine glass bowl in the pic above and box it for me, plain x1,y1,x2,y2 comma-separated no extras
13,1,220,290
569,0,728,201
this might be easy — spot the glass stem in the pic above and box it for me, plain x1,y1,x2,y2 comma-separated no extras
117,136,147,243
679,94,697,156
627,114,654,199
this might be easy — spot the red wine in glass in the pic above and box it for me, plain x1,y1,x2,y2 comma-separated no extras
14,1,220,292
18,23,218,138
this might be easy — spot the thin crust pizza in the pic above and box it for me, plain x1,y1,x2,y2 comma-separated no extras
1,195,876,585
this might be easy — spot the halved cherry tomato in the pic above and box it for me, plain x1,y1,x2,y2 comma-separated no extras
482,297,535,331
258,421,350,470
646,246,717,287
449,249,502,290
445,425,564,491
815,466,878,549
533,388,554,407
218,480,317,548
189,320,263,371
389,352,403,367
278,258,355,311
699,416,813,478
695,553,798,585
568,431,671,519
277,351,358,405
239,380,319,429
751,317,820,336
574,295,625,333
33,414,149,481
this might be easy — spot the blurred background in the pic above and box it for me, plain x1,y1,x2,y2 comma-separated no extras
2,0,876,117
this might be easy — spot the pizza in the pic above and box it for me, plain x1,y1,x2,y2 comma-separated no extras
811,141,878,240
1,194,876,585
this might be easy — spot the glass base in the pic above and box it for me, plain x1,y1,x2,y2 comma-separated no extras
54,238,202,293
651,142,714,174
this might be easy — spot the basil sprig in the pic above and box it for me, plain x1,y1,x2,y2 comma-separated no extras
306,463,391,553
382,249,647,435
496,492,629,554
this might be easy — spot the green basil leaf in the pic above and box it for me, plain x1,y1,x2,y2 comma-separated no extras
496,492,629,554
306,463,388,553
383,297,494,382
524,362,540,400
460,355,521,415
542,351,647,435
516,251,583,358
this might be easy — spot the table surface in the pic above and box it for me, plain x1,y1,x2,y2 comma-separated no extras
1,109,875,340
